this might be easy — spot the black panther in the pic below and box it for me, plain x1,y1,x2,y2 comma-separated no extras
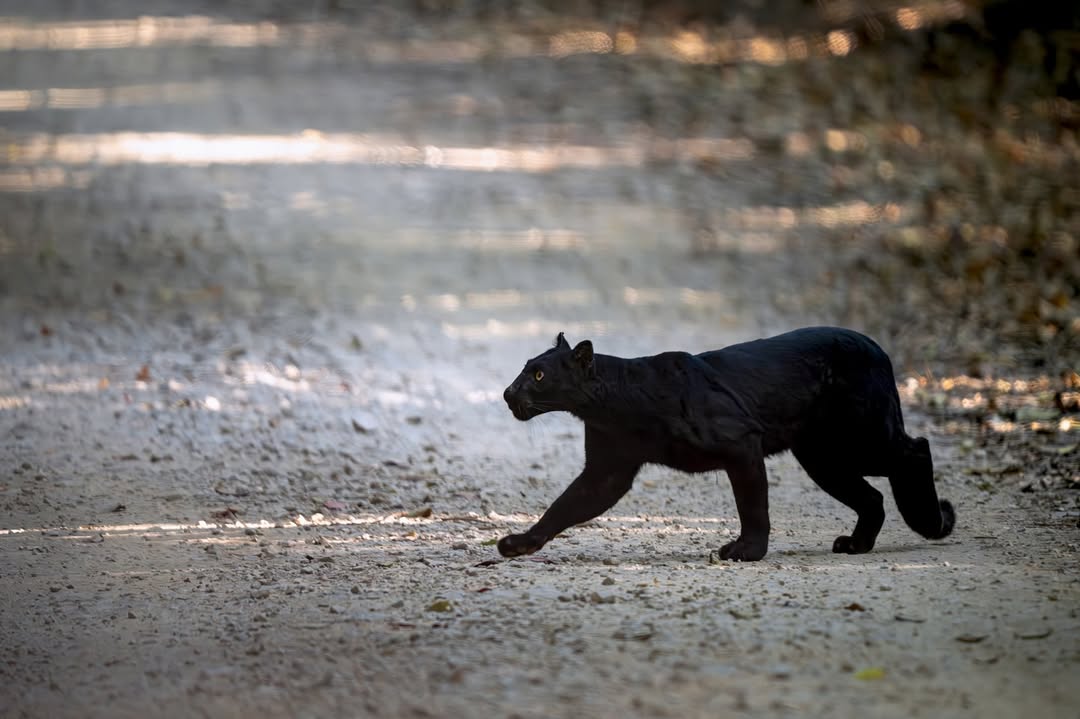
498,327,954,561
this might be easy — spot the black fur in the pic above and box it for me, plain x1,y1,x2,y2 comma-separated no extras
499,327,955,561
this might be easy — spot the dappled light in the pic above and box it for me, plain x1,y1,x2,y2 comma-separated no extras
0,4,970,67
0,15,284,50
0,82,216,111
0,395,30,410
2,130,755,173
0,510,737,540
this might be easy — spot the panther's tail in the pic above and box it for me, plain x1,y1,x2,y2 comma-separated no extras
888,436,955,540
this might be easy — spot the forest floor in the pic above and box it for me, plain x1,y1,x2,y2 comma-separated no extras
2,2,1078,717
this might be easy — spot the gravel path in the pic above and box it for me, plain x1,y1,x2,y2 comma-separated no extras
2,3,1078,717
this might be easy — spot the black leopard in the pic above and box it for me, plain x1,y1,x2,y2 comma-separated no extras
498,327,955,561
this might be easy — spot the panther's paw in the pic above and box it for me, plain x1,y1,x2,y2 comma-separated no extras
496,533,546,558
832,535,874,554
717,537,768,562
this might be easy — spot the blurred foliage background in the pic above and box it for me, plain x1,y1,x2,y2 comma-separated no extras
1,0,1077,470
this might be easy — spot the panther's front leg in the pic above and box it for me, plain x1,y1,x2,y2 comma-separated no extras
498,461,641,558
717,446,770,561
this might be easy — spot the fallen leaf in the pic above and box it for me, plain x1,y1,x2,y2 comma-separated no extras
427,599,453,612
480,538,498,546
844,602,867,612
404,507,433,518
854,667,885,680
1015,628,1053,640
955,634,988,643
135,365,151,382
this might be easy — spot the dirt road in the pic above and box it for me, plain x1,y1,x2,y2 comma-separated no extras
2,3,1078,717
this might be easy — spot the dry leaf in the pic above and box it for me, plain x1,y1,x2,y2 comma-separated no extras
854,667,885,680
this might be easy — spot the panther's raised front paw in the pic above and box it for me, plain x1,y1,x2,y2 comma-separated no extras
717,537,768,562
496,533,545,558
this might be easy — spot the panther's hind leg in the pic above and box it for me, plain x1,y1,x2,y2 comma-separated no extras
792,445,885,554
888,436,955,540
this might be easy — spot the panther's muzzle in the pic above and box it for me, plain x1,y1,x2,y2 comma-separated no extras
503,383,532,420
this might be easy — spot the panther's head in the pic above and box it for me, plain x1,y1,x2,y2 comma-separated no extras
503,332,594,420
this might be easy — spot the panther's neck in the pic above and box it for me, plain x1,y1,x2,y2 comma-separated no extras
568,355,659,424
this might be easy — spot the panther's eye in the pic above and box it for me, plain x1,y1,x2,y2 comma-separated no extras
534,370,544,382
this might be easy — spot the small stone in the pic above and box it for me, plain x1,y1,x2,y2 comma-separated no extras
351,585,360,594
451,542,468,550
602,577,616,586
613,621,653,641
602,557,619,566
351,412,377,434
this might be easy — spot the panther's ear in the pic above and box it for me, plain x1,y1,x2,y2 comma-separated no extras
554,332,570,350
573,340,593,370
